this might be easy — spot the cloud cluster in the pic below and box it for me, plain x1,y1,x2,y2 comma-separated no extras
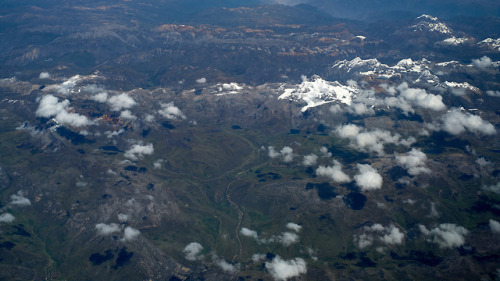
265,256,307,281
419,223,468,248
472,56,493,69
335,124,415,155
486,90,500,97
395,148,430,176
158,102,186,120
268,146,294,163
347,102,375,116
315,160,351,183
354,224,404,248
240,223,302,246
43,75,81,95
439,109,496,136
184,242,204,261
0,213,15,223
95,223,121,236
354,164,383,191
36,94,94,127
482,182,500,194
211,255,239,273
91,92,109,103
120,110,137,121
108,93,137,111
302,154,318,166
10,191,31,206
124,143,154,160
490,219,500,234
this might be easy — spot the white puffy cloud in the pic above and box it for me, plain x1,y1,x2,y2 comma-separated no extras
196,77,207,84
347,103,375,116
183,242,204,261
0,213,15,223
42,75,81,95
10,191,31,206
419,223,468,249
120,110,137,121
124,143,154,160
354,164,383,191
117,213,129,222
320,146,332,157
91,92,108,103
302,154,318,166
268,146,294,163
335,124,415,155
440,109,496,135
286,223,302,232
395,148,430,176
240,227,259,239
270,232,299,246
35,94,93,127
212,256,238,273
108,93,136,111
252,253,266,263
39,72,50,79
490,220,500,234
354,224,404,248
122,226,140,241
265,256,307,281
82,84,105,94
397,82,446,111
486,90,500,97
95,223,121,236
476,157,491,167
316,160,351,183
472,56,493,69
158,102,186,120
482,182,500,194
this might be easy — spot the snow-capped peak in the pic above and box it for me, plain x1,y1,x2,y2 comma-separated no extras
478,38,500,51
417,14,438,21
411,15,452,34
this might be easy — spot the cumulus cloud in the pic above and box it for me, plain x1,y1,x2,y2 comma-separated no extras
268,146,294,163
395,148,430,176
486,90,500,97
196,77,207,84
472,56,493,69
347,103,375,116
10,191,31,206
36,94,93,127
270,232,300,246
316,160,351,183
124,143,154,160
117,213,129,222
354,164,383,191
120,110,137,121
212,255,239,273
252,253,267,263
95,223,121,236
419,223,468,248
0,213,15,223
354,224,404,248
39,72,50,79
240,227,259,239
42,75,81,95
286,223,302,232
439,108,496,136
482,182,500,194
184,242,204,261
302,154,318,166
158,102,186,120
91,92,108,103
335,124,415,155
320,146,332,157
122,226,140,241
82,84,105,94
108,93,136,111
265,256,307,281
490,220,500,234
397,82,446,111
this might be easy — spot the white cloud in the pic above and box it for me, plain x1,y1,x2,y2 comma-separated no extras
95,223,121,236
395,148,430,176
158,102,186,120
486,90,500,97
419,223,468,248
82,84,105,94
490,220,500,234
286,223,302,233
472,56,493,69
39,72,50,79
183,242,204,261
440,109,496,135
396,82,446,111
213,257,238,273
117,213,129,222
354,164,383,191
354,224,404,249
196,77,207,84
270,232,299,246
482,182,500,194
42,75,81,95
10,191,31,206
252,253,266,263
108,93,136,111
0,213,15,223
302,154,318,166
476,157,491,167
335,124,415,155
120,110,137,121
35,94,93,127
320,146,332,157
124,143,154,160
240,227,259,239
316,160,351,183
347,103,375,116
122,226,140,241
265,256,307,281
91,92,108,103
267,146,294,163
